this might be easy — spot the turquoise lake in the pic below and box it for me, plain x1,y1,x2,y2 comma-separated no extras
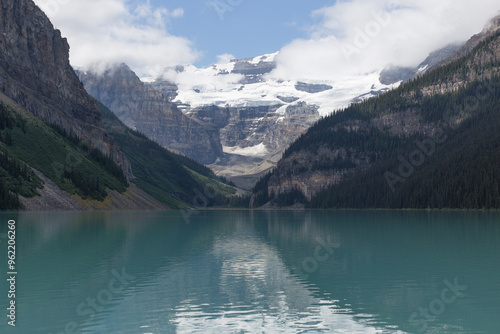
0,210,499,333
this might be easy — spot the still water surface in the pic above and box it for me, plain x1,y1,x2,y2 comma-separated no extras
0,210,499,333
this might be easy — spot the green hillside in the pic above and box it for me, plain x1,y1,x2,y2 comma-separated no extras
0,99,128,210
0,95,243,211
97,100,242,209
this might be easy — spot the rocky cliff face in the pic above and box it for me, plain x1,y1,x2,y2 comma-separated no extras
147,80,179,101
295,82,333,94
80,60,320,187
79,64,223,165
0,0,131,177
189,103,318,152
191,102,319,187
231,55,276,84
147,48,458,188
80,43,458,189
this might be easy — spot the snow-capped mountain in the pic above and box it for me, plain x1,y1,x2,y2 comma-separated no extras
140,54,402,188
80,45,460,189
141,48,459,188
146,52,398,117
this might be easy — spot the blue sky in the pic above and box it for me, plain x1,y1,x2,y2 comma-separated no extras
146,0,335,66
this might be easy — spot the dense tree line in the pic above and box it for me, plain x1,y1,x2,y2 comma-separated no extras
252,172,273,207
0,107,15,130
50,123,128,187
63,167,107,200
49,122,129,199
0,177,20,210
0,150,30,180
0,104,39,209
0,103,26,133
49,123,81,146
0,103,26,147
252,179,307,208
228,194,251,208
309,77,500,209
0,148,38,210
274,186,307,207
89,148,128,185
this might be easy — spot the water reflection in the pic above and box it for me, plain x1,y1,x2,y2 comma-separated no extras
0,210,498,333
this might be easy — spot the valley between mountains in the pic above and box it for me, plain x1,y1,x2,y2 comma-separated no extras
0,0,499,210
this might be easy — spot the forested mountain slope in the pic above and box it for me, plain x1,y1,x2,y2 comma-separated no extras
0,0,239,210
252,22,500,209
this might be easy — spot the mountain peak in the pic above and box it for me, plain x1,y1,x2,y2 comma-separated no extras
79,65,224,164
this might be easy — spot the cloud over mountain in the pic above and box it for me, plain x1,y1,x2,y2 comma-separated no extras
34,0,200,75
34,0,499,81
270,0,500,82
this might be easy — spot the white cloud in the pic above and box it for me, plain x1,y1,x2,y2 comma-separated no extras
34,0,199,76
161,64,243,94
216,53,236,64
269,0,500,82
33,0,500,82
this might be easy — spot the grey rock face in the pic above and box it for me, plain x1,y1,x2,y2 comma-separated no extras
79,58,321,178
277,96,300,103
189,102,319,156
295,82,333,94
0,0,132,178
231,58,276,84
188,102,319,189
146,80,179,101
79,64,223,165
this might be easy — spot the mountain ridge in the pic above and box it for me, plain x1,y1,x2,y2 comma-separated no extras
84,47,455,189
251,18,500,209
0,0,239,210
0,0,132,178
78,64,223,165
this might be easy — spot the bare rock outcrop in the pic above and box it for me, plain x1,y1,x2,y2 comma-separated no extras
0,0,132,178
79,64,223,165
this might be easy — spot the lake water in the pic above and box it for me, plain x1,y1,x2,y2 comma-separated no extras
0,210,499,333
